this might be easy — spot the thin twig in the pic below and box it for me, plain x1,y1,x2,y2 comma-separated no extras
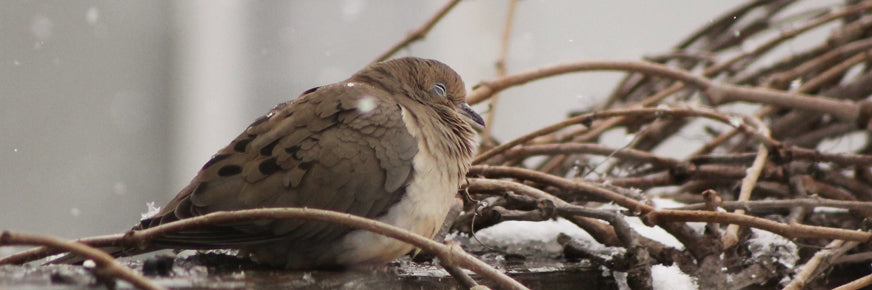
479,0,518,145
371,0,462,63
441,262,481,289
0,233,124,265
784,240,860,290
723,130,771,248
834,273,872,290
0,231,163,290
675,198,872,212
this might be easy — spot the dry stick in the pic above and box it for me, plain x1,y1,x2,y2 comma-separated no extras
722,126,771,249
643,210,870,242
836,252,872,265
0,233,125,265
784,240,861,290
131,208,527,290
835,273,872,290
479,0,518,145
676,198,872,212
704,84,857,120
440,263,480,289
643,51,718,66
370,0,462,63
498,143,683,168
0,231,163,290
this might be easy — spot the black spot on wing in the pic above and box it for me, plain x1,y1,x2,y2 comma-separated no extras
301,86,320,96
234,138,252,152
285,145,301,158
202,154,231,170
259,158,281,175
298,161,314,170
260,139,280,156
218,165,242,177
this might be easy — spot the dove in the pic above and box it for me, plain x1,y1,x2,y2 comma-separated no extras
131,57,483,269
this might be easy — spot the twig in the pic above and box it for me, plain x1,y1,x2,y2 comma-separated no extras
0,233,124,265
784,240,860,290
723,129,771,248
497,143,682,168
441,263,481,289
834,274,872,290
0,231,163,290
479,0,518,145
675,197,872,212
371,0,462,63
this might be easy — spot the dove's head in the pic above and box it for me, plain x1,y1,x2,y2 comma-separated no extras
351,57,485,130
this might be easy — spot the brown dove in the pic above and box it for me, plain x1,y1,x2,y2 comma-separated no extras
131,57,483,269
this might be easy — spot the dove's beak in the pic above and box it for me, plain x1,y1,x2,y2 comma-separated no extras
460,103,486,128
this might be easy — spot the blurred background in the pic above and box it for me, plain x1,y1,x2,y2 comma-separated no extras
0,1,743,244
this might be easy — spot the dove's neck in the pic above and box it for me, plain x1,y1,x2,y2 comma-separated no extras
398,105,476,181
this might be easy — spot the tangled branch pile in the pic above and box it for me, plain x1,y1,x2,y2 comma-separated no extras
459,0,872,288
5,1,872,289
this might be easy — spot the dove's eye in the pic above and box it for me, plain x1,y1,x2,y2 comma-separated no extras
431,83,447,98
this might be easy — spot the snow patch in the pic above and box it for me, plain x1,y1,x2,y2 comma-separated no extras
748,228,798,268
473,219,592,245
652,264,698,290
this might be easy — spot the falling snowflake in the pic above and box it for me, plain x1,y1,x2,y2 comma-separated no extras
357,96,377,113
